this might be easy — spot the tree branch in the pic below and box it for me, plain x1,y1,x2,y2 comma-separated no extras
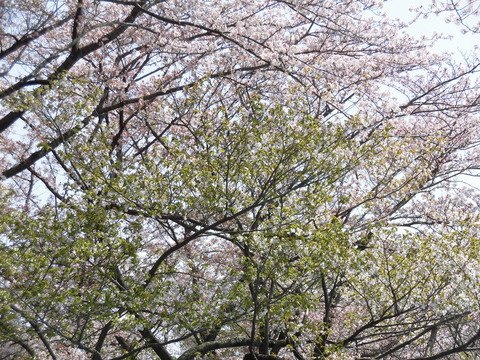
177,337,288,360
139,329,174,360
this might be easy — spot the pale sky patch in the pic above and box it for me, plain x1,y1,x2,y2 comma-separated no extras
383,0,478,57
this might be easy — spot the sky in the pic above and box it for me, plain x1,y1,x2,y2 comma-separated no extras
382,0,478,57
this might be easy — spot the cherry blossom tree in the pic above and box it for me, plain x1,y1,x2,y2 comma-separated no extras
1,0,480,359
421,0,480,33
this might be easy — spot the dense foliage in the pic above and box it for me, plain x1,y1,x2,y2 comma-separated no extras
1,1,480,359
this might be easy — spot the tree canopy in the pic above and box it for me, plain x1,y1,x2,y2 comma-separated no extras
1,1,480,359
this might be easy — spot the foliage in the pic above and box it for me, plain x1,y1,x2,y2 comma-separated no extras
1,1,480,359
